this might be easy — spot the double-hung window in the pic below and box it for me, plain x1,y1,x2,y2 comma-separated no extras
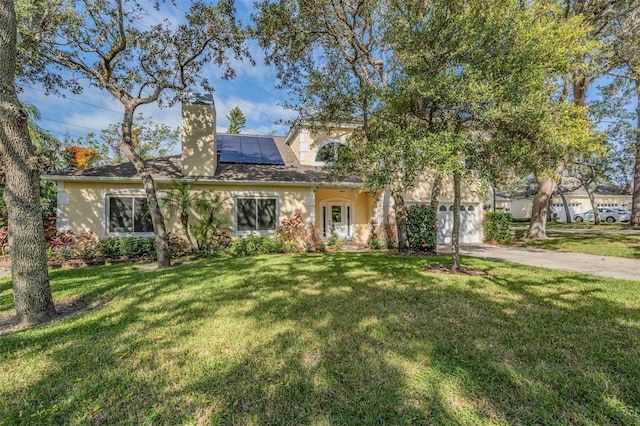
235,197,278,233
107,195,153,234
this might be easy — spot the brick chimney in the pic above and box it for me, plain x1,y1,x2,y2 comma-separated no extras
181,93,216,177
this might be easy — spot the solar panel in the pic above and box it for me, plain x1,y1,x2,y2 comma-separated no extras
217,134,284,165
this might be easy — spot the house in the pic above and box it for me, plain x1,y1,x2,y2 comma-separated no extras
45,96,486,245
501,178,631,222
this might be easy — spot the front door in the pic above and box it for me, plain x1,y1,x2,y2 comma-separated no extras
322,202,353,240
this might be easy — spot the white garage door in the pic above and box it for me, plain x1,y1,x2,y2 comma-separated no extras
437,205,480,244
551,203,581,222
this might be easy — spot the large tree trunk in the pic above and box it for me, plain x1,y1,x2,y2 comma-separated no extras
392,192,409,253
557,190,572,223
585,183,600,224
120,107,171,268
451,171,461,271
526,173,557,239
631,83,640,227
0,0,56,325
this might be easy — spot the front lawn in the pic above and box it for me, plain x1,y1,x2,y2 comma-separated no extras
1,253,639,424
514,231,640,259
546,222,640,231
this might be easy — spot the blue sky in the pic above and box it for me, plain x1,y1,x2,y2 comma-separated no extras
17,0,297,146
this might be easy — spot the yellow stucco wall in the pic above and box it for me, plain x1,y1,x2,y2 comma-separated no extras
287,126,355,166
57,180,375,244
58,180,313,237
314,188,374,243
404,172,486,203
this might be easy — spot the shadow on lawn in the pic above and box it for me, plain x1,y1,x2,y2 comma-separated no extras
519,232,640,259
1,253,639,424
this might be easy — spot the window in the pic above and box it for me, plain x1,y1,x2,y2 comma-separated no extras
439,205,447,212
315,141,349,163
107,195,153,234
236,197,277,232
331,205,342,223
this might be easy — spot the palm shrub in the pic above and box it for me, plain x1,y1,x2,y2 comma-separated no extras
160,179,200,249
190,195,227,252
407,203,437,254
161,180,227,252
484,212,513,244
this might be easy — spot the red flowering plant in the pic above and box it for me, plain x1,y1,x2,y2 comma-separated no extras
407,203,437,254
276,214,307,251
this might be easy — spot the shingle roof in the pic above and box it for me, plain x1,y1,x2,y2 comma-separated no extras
47,135,361,185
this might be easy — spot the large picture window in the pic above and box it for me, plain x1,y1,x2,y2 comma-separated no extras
108,195,153,234
236,197,277,232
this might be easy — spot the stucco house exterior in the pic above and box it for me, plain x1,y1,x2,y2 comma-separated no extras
499,179,631,222
44,97,486,245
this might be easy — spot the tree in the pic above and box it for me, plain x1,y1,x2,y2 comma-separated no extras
20,0,249,268
382,0,593,266
523,1,638,238
606,3,640,225
97,114,179,164
0,0,56,325
226,106,246,134
255,0,417,252
256,0,594,267
62,145,101,170
22,102,64,172
565,145,609,224
160,179,200,249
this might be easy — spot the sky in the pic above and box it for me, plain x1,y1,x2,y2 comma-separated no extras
17,0,298,149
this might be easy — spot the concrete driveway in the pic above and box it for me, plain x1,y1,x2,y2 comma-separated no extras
439,243,640,282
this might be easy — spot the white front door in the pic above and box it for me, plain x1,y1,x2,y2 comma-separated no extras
322,202,353,240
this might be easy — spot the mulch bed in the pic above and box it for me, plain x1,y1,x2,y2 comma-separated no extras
421,264,490,276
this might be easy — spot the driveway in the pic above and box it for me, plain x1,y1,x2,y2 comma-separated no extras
439,243,640,282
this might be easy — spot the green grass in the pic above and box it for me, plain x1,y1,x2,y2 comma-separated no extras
1,253,640,425
514,231,640,259
545,222,640,231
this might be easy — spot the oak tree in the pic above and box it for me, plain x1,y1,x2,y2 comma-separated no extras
0,0,56,325
20,0,250,267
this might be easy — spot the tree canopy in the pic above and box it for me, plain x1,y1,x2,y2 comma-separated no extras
18,0,250,267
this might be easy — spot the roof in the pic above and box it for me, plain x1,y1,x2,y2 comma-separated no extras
45,134,362,186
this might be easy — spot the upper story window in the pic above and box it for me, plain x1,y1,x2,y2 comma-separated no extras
315,141,349,164
107,195,153,235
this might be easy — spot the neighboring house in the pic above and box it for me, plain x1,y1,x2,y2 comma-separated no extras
503,178,631,222
44,97,486,245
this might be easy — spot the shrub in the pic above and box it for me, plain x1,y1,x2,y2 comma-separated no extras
484,212,513,244
326,232,343,251
98,237,156,260
407,203,437,254
99,238,121,259
368,221,380,250
261,235,286,254
46,230,77,261
382,224,397,250
73,232,101,260
277,214,305,242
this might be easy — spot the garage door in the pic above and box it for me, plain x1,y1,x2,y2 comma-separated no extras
437,205,480,244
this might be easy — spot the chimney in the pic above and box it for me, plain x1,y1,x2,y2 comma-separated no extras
181,93,216,177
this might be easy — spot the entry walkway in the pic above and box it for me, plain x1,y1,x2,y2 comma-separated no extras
439,243,640,282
